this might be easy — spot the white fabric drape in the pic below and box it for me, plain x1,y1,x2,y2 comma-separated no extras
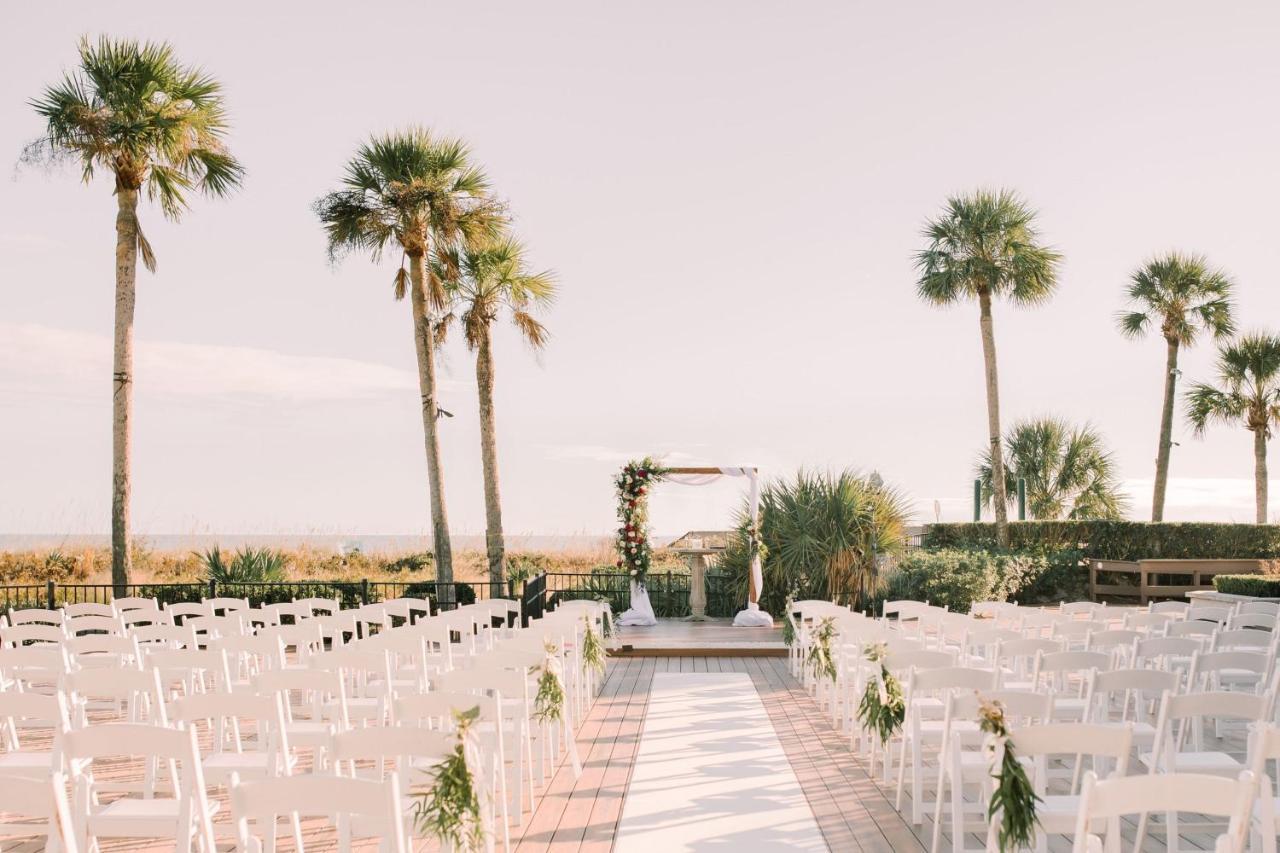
667,466,772,628
616,581,657,627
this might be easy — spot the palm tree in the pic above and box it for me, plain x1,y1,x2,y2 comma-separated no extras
315,129,503,591
1117,253,1234,521
1185,333,1280,524
916,189,1061,547
436,236,556,597
27,37,243,590
977,416,1128,521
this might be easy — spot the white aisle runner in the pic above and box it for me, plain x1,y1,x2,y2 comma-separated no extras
615,672,828,852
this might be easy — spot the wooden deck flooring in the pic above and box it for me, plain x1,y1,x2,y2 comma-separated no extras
516,655,921,853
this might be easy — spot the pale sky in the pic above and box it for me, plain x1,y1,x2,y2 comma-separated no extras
3,1,1280,541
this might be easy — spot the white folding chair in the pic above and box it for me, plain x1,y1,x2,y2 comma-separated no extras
0,689,73,779
986,722,1133,853
62,723,217,853
1073,770,1254,853
0,771,79,853
1247,723,1280,853
230,772,408,853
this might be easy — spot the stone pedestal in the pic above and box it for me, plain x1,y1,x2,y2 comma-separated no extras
678,548,716,621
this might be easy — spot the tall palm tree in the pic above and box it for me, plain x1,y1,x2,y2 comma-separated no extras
1185,333,1280,524
28,37,243,590
315,129,503,591
977,416,1128,521
1117,253,1234,521
436,236,556,597
916,190,1061,547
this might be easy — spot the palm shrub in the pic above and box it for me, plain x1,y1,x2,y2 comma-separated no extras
717,470,912,613
978,417,1127,520
199,546,287,584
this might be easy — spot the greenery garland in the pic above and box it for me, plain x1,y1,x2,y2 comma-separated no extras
781,594,796,647
856,642,904,745
805,616,838,682
614,457,669,588
413,706,487,852
979,696,1040,852
581,614,606,675
534,642,568,724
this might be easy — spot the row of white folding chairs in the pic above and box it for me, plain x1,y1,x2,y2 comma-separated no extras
928,704,1280,853
0,610,610,850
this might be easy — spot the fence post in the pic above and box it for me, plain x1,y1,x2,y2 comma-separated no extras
361,578,370,607
47,580,56,610
208,579,217,600
973,478,982,522
1017,478,1027,521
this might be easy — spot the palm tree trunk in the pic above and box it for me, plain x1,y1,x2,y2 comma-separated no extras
1151,338,1179,522
407,251,454,596
475,325,506,597
978,291,1009,548
1254,427,1269,524
111,188,139,594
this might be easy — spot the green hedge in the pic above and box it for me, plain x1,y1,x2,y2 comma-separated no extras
879,548,1087,613
925,521,1280,561
1212,574,1280,597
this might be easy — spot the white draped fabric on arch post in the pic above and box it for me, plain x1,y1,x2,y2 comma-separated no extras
615,466,773,628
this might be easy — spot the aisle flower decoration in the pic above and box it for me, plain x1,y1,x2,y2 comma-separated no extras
534,641,568,724
413,705,489,852
614,457,670,589
781,594,797,647
533,640,582,777
979,695,1040,852
805,616,838,682
581,613,606,676
856,642,904,745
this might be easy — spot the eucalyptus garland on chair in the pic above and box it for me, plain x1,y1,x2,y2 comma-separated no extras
412,705,488,852
979,695,1040,852
614,457,669,588
581,614,606,676
856,642,904,745
781,593,797,647
534,641,568,724
805,616,838,682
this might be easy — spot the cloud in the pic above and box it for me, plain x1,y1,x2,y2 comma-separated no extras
542,444,703,464
0,322,439,402
0,232,64,252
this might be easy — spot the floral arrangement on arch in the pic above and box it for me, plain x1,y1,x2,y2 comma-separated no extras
614,457,669,589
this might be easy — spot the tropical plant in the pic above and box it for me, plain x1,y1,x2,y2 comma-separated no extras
315,129,504,593
1185,332,1280,524
718,469,912,612
977,416,1127,520
199,546,287,584
1118,252,1235,521
916,189,1061,547
437,235,555,596
27,36,244,590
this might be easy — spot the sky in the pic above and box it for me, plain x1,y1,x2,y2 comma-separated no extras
3,1,1280,542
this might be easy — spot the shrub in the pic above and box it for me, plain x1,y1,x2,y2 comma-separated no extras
402,580,477,609
876,547,1087,613
1212,574,1280,597
382,552,432,574
200,546,288,584
925,521,1280,560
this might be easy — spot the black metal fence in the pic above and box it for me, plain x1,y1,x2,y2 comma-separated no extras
0,578,511,615
530,571,744,619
